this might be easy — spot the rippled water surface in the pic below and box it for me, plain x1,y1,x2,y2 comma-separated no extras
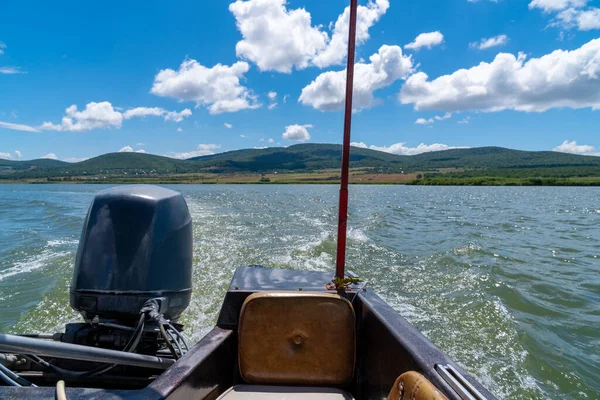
0,184,598,399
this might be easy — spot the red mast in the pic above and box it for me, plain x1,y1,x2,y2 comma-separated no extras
335,0,358,279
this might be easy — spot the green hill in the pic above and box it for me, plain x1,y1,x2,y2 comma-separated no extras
2,144,600,184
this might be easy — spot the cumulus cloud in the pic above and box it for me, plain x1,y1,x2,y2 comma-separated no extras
553,140,598,155
168,144,221,159
529,0,600,31
41,102,123,132
282,124,312,141
118,146,133,153
469,34,509,50
368,142,469,155
350,142,367,148
415,118,434,125
404,31,444,50
151,59,259,114
415,113,452,125
268,91,277,100
123,107,192,122
224,123,233,128
268,138,274,143
529,0,586,12
230,0,328,72
400,38,600,112
300,45,414,111
41,153,58,160
230,0,389,72
312,0,390,68
0,150,24,160
0,121,39,132
0,67,25,74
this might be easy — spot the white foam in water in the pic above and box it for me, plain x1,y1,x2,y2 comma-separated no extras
47,239,79,247
0,250,70,281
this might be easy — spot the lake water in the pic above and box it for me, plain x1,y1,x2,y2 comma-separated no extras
0,184,598,399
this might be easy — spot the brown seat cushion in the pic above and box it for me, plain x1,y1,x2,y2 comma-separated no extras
238,291,355,386
387,371,448,400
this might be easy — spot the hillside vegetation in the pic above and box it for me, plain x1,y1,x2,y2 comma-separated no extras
2,144,600,185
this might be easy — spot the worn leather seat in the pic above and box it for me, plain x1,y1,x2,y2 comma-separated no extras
387,371,448,400
217,291,356,399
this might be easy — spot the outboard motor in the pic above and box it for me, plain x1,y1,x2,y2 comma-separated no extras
0,186,193,388
71,185,193,322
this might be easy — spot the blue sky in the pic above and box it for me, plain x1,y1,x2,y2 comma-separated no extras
1,0,599,161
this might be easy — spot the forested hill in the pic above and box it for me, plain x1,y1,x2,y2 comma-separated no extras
2,144,600,180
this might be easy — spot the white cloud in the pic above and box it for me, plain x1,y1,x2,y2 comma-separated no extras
254,146,268,149
0,150,24,160
300,45,414,111
169,144,221,159
123,107,192,122
400,38,600,112
458,116,472,124
350,142,367,148
41,153,58,160
123,107,164,119
259,138,264,142
553,140,598,155
404,31,444,50
0,121,39,132
283,94,289,103
268,91,277,100
312,0,390,68
240,134,247,138
268,103,278,110
369,142,468,155
177,127,183,132
415,118,434,125
282,124,312,141
435,112,452,120
135,149,146,154
528,0,586,12
230,0,389,72
151,59,259,114
118,146,133,153
0,67,25,74
469,34,509,50
529,0,600,31
230,0,328,73
224,123,233,129
268,138,274,143
554,7,600,30
136,142,145,146
41,102,123,132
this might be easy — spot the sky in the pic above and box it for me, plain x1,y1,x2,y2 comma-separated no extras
0,0,599,162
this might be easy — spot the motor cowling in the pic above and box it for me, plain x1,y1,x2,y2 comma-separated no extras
70,185,193,322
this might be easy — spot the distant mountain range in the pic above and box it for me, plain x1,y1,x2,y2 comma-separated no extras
2,144,600,181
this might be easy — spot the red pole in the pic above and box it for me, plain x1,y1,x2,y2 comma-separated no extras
335,0,358,279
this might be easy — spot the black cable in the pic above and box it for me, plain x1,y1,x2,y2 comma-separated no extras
167,323,190,352
166,329,183,358
159,324,179,360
